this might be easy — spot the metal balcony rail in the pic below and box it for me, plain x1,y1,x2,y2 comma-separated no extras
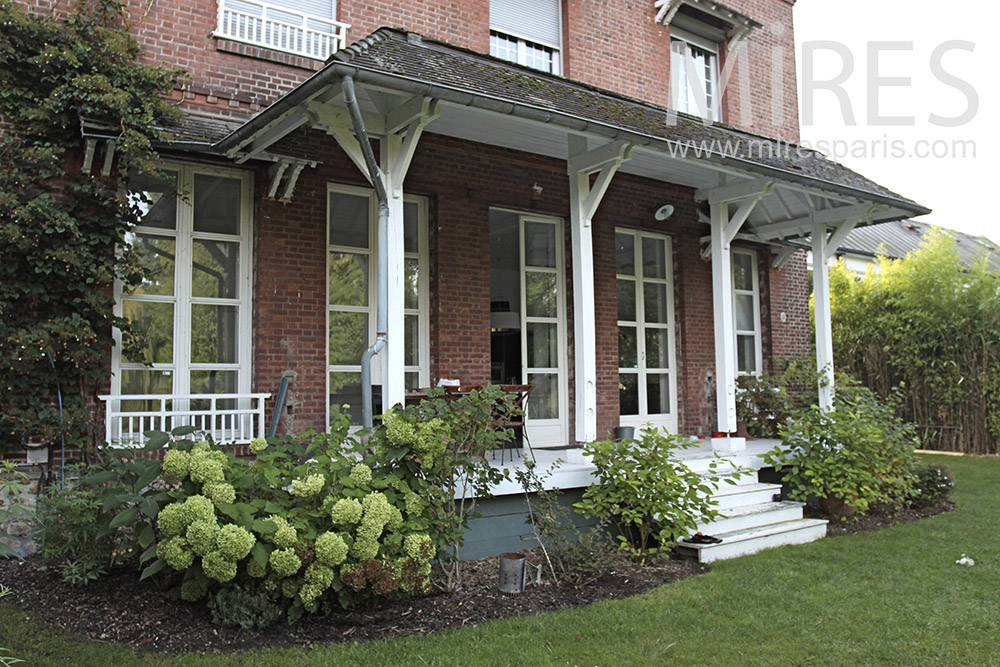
99,393,271,446
215,0,349,60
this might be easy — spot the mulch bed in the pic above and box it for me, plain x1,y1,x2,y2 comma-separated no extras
0,502,953,655
805,501,955,537
0,549,702,655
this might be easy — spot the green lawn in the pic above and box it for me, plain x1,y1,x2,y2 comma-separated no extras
2,454,998,666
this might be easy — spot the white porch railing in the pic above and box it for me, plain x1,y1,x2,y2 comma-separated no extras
214,0,350,61
99,394,270,446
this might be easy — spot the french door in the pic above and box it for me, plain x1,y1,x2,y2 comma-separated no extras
616,230,677,432
519,215,568,447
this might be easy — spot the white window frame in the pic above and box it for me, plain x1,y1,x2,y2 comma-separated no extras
111,164,254,400
616,229,678,432
732,247,762,376
670,26,720,121
326,185,429,428
490,29,562,74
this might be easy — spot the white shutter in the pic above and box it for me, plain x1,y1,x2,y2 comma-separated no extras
490,0,561,49
272,0,335,20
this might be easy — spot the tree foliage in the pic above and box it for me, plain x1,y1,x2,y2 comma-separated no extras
0,0,183,454
829,228,1000,454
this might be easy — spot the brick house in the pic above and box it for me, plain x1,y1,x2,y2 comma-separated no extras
76,0,928,557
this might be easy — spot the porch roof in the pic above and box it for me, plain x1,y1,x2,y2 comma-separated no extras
198,27,929,239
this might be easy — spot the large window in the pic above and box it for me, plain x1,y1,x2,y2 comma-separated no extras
489,0,562,73
114,166,253,405
670,27,719,121
327,186,428,425
733,248,762,375
616,230,677,431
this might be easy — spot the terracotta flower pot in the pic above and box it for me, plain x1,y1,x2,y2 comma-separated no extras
819,495,857,519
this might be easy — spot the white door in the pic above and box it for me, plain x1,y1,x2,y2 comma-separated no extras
520,215,568,447
616,230,677,432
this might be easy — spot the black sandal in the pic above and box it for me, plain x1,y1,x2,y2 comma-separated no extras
685,532,723,544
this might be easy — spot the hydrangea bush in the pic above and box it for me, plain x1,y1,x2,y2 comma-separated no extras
143,387,514,622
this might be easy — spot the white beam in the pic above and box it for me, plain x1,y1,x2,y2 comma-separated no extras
812,222,835,410
696,177,774,205
100,140,116,177
328,126,377,185
824,218,861,263
280,164,305,203
710,200,744,452
753,203,874,241
82,138,97,173
266,162,288,198
385,96,441,134
566,139,633,175
567,136,631,442
232,108,309,163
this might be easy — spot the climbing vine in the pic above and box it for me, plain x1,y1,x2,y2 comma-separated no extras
0,0,184,454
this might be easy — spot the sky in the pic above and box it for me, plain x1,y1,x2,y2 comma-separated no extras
793,0,1000,241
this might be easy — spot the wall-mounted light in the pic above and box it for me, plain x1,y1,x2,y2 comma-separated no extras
654,204,675,221
532,182,543,197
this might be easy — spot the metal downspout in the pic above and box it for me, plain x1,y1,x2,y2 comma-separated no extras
342,75,388,430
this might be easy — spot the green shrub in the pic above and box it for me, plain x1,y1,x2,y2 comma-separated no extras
735,357,825,437
0,461,34,559
765,386,917,518
908,464,954,509
208,583,283,630
516,460,614,586
137,387,512,622
575,427,742,562
34,439,170,585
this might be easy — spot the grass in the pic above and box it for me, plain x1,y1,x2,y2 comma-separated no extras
2,453,998,666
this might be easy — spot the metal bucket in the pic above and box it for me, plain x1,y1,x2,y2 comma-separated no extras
614,426,635,441
498,552,541,595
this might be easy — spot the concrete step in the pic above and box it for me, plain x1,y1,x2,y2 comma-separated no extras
696,500,805,535
676,518,829,563
710,482,783,511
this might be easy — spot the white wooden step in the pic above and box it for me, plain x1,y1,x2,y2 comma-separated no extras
676,518,828,563
696,501,805,535
709,482,782,511
681,455,762,478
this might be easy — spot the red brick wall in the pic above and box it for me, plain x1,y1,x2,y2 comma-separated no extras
243,128,809,440
18,0,799,140
763,249,812,366
562,0,672,110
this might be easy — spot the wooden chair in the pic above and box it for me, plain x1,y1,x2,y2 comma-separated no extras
495,384,534,464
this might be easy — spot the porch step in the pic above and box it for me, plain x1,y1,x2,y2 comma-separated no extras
680,454,764,477
710,482,783,511
695,500,805,535
676,518,829,563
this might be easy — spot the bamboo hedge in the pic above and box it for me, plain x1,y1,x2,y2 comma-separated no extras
829,228,1000,454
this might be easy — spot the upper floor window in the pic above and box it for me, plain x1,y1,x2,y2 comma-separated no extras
670,28,719,121
658,0,760,122
215,0,350,61
489,0,562,74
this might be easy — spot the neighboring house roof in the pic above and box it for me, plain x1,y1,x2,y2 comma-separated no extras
839,220,1000,271
207,27,928,222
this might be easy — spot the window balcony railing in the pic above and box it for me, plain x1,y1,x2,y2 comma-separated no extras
99,393,271,447
214,0,350,61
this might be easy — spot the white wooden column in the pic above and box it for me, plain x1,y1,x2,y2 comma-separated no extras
710,201,742,450
567,136,632,443
699,178,771,452
380,134,408,409
315,95,440,411
811,216,861,410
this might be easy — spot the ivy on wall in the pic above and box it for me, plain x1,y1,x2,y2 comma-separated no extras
0,0,184,454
